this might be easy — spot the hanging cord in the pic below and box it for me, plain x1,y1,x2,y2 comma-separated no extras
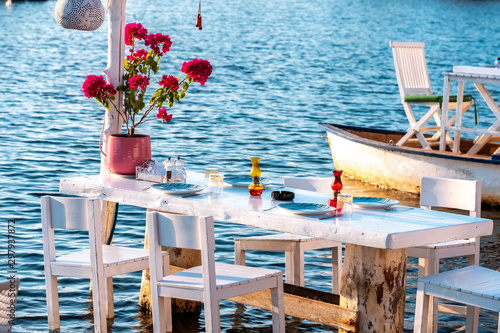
195,0,202,30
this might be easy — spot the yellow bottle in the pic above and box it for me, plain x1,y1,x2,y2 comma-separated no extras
248,157,264,196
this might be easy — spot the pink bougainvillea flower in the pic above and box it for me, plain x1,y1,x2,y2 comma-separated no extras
127,49,150,62
144,33,172,55
129,75,150,91
157,108,173,122
125,22,148,46
103,84,117,96
181,58,213,85
159,75,179,91
82,75,107,98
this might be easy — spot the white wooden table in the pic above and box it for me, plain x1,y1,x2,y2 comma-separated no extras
59,171,493,332
439,66,500,155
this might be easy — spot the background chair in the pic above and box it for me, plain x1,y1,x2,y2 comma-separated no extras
147,211,285,333
414,265,500,333
390,41,474,150
41,196,156,333
234,176,342,294
0,278,19,333
408,177,481,332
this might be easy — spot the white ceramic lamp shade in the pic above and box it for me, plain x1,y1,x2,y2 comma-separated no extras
54,0,105,31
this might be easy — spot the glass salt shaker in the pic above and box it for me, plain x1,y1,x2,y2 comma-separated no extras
163,157,172,183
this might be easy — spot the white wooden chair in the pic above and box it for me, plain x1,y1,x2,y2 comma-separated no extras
408,177,481,332
234,176,342,294
41,196,156,333
414,265,500,333
147,211,285,333
390,41,474,150
0,278,19,333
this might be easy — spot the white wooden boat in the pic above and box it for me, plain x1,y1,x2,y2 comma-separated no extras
318,123,500,205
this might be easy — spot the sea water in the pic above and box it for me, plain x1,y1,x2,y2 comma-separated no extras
1,0,499,331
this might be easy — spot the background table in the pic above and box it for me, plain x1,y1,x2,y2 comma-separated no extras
440,66,500,155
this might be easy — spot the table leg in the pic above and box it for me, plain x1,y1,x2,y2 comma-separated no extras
440,75,452,151
452,81,465,153
339,244,407,333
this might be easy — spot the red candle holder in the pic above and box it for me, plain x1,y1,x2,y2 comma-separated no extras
328,169,343,208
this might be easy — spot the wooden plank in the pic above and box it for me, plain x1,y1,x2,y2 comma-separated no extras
228,287,358,332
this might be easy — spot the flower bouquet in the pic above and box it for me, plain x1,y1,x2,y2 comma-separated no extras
82,22,212,174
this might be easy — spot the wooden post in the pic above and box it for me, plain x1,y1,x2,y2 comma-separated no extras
139,209,202,313
339,244,407,333
101,0,126,174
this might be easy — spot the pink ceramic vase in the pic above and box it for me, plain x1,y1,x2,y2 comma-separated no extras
106,134,152,175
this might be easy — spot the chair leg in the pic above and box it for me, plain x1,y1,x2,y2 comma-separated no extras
414,281,430,333
234,241,245,266
45,275,60,330
153,295,171,333
285,243,304,286
419,255,439,333
467,251,480,333
204,299,220,333
331,246,342,295
270,277,285,333
106,277,114,319
91,275,108,333
465,305,479,333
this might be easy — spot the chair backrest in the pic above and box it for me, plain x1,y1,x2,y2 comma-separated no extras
41,196,104,263
41,196,98,231
147,212,216,289
390,41,433,101
283,176,333,194
420,177,481,217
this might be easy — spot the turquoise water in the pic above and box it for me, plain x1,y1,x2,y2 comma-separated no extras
1,0,500,331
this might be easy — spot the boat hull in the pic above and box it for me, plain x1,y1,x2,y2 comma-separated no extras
319,123,500,205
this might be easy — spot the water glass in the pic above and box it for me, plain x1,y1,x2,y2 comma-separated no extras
337,193,353,216
209,173,224,197
204,167,219,187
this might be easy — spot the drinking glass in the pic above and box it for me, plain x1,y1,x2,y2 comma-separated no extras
204,167,219,188
337,193,353,216
209,173,224,198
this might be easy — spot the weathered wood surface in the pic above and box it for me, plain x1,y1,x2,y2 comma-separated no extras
101,201,118,244
229,287,359,332
340,244,407,333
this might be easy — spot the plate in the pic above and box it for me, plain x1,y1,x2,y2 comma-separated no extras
150,183,204,195
223,175,273,187
277,202,335,215
353,197,399,208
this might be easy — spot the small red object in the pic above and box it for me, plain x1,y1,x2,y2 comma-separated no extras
329,169,343,208
196,13,202,30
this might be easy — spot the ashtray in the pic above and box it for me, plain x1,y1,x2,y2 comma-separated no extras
271,190,295,201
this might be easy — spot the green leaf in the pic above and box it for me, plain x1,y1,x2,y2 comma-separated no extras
180,90,186,99
183,82,189,91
